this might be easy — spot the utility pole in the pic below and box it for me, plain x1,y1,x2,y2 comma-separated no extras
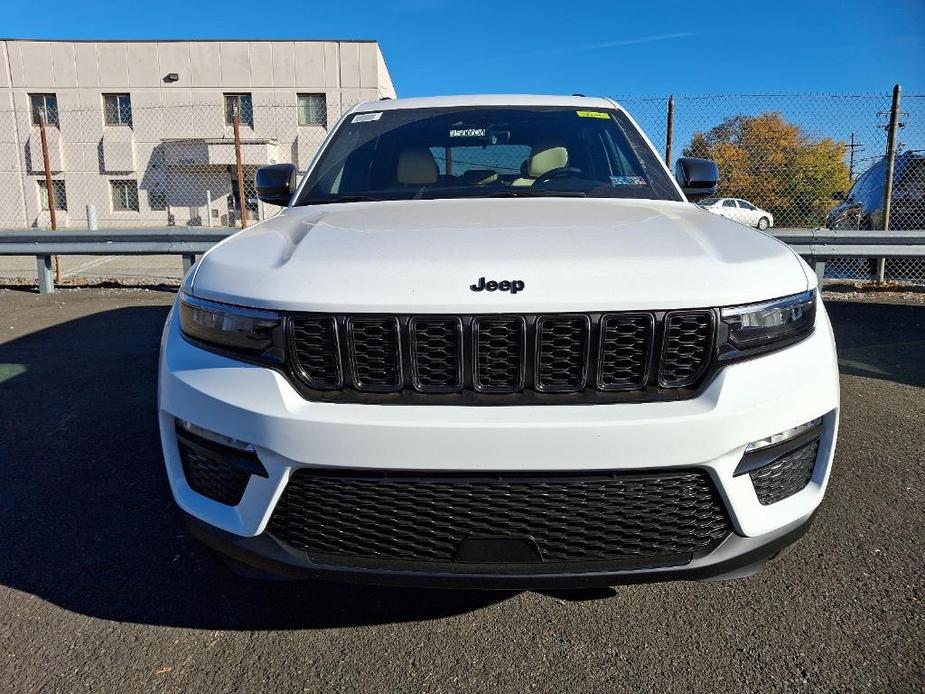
38,110,61,283
232,105,248,229
846,133,864,182
877,84,903,282
665,95,674,166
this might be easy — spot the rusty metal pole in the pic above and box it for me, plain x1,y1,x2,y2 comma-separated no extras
232,109,248,229
665,95,674,166
38,111,61,282
876,84,901,282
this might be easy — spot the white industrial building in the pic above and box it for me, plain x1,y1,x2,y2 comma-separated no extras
0,39,396,228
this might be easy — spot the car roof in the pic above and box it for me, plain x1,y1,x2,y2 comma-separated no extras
352,94,621,113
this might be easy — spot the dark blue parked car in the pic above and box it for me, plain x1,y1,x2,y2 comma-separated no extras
827,152,925,230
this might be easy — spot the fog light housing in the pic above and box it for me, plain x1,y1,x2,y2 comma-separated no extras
735,415,828,505
175,419,267,506
748,440,820,505
176,418,255,452
745,417,822,453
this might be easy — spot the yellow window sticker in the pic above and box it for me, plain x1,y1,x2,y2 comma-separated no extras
576,111,610,119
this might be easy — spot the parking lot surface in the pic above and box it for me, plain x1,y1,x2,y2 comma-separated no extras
0,288,922,693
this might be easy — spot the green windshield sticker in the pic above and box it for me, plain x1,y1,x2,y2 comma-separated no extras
576,111,609,119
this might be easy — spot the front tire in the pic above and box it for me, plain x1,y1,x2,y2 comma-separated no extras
757,217,770,230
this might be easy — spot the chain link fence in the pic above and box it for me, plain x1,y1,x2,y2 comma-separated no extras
0,97,352,231
1,91,924,285
619,92,925,284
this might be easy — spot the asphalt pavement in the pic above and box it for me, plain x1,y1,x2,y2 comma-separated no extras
0,288,922,693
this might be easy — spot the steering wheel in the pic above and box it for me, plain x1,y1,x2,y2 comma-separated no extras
535,166,585,185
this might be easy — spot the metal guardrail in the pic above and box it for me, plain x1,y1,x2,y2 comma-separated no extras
771,230,925,283
1,228,925,294
0,228,235,294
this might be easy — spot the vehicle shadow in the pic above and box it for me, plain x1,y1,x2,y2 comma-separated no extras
0,305,512,631
0,298,920,631
826,299,925,388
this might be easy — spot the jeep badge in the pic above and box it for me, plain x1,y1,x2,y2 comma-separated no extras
470,277,525,294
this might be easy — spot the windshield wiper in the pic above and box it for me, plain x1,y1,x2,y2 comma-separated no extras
301,189,589,205
300,194,380,205
421,189,588,200
484,189,588,198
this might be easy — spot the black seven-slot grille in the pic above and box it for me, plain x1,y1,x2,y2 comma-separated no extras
474,317,525,392
535,315,591,392
287,311,715,404
267,468,731,567
659,312,715,388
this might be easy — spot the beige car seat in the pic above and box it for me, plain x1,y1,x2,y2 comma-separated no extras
511,145,569,187
396,147,439,186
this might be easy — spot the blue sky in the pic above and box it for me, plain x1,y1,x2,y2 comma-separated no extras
3,0,923,97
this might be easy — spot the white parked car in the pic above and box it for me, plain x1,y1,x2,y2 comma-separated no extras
159,95,838,588
700,197,774,230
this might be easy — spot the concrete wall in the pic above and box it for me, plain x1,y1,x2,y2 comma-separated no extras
0,39,396,228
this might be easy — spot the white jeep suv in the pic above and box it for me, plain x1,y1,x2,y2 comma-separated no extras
158,95,839,588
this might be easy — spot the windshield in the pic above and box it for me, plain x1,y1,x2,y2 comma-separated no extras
295,106,682,205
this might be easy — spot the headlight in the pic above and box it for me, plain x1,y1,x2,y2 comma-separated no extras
178,291,284,362
721,290,816,351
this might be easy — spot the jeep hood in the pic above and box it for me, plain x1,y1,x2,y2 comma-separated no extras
190,198,810,313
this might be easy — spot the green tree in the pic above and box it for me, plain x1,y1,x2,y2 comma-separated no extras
684,113,851,228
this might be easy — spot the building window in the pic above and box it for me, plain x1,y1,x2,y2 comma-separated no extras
297,94,327,126
224,93,253,126
38,180,67,210
103,93,133,126
30,93,59,126
110,180,139,211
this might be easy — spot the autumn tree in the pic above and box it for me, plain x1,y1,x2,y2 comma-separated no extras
684,113,851,228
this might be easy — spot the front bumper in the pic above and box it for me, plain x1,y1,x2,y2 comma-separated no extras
184,509,816,588
158,300,840,585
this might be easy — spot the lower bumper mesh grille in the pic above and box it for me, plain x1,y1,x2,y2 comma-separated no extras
177,436,251,506
267,468,731,566
750,439,820,505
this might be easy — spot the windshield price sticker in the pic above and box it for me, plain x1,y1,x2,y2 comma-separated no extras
576,111,610,119
352,112,383,123
449,128,487,138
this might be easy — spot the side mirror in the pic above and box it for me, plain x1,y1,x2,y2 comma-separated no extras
256,163,297,206
675,157,719,201
830,190,845,201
